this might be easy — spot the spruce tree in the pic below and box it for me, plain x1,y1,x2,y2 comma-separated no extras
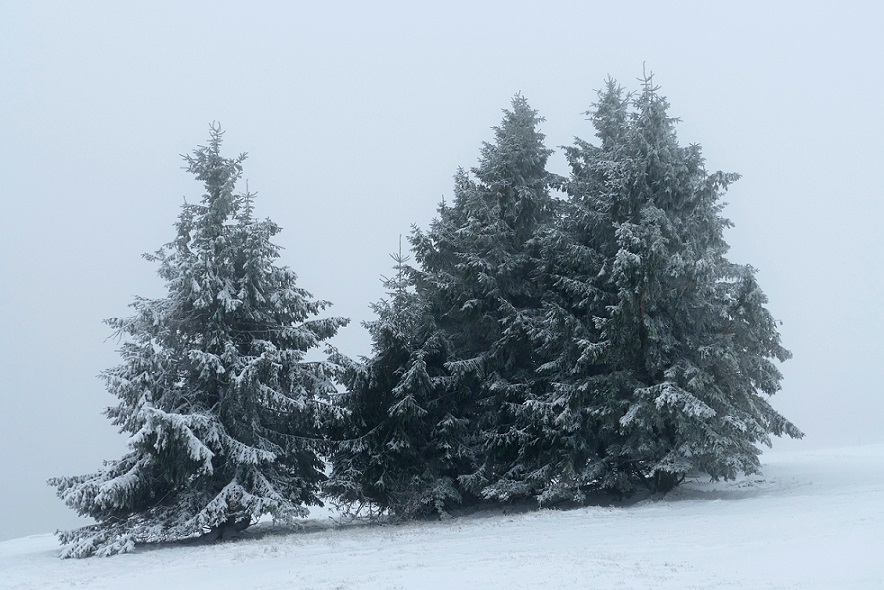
410,95,558,503
550,75,802,495
523,79,633,500
49,126,348,557
325,245,461,518
329,96,558,517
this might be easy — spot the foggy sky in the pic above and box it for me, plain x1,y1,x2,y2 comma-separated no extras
2,1,882,541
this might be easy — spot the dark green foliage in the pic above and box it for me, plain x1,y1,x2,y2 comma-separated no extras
325,247,463,518
329,77,800,511
326,96,563,516
546,75,802,494
411,96,559,503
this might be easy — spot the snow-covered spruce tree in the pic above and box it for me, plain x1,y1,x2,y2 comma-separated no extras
410,95,559,504
548,75,801,495
49,126,348,557
325,245,461,518
520,78,635,500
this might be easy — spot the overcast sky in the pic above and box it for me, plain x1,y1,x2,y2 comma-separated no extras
2,1,882,542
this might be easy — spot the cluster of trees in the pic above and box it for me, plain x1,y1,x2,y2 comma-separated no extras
51,75,801,557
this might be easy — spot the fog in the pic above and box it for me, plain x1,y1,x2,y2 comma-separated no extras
2,1,881,541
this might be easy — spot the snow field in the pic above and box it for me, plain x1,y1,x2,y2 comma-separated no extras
3,444,882,589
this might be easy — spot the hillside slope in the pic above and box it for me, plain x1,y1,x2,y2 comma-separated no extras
3,445,883,589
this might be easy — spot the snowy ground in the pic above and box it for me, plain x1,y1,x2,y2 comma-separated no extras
3,445,883,589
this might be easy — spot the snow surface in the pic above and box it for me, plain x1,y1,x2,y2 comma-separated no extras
3,444,882,589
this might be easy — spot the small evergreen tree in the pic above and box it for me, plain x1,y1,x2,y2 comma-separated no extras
549,75,802,495
49,126,348,557
325,243,462,518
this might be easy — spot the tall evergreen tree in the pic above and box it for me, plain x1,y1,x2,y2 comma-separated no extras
523,79,633,500
328,96,558,517
410,95,558,503
49,126,348,557
548,75,802,495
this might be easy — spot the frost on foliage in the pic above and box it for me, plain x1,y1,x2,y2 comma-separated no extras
333,82,799,508
325,247,455,519
417,95,559,505
49,125,348,557
542,73,801,495
328,96,560,517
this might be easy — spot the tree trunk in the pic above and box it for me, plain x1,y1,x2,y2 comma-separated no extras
653,470,681,493
207,515,251,542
